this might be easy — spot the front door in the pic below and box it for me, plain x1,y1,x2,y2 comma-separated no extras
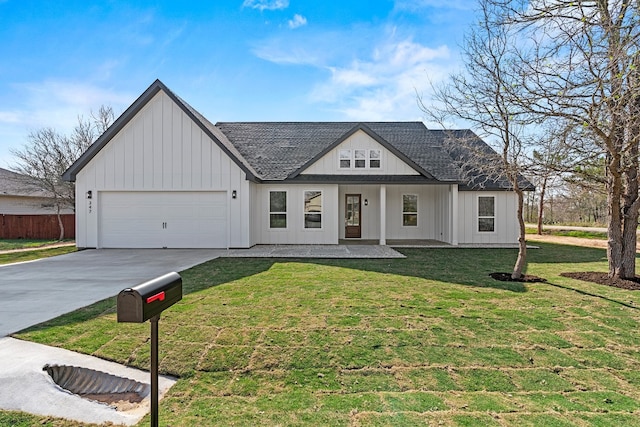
345,194,361,238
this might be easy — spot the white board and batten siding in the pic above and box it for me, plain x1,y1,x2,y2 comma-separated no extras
254,185,339,245
75,91,250,249
457,191,519,245
302,130,419,175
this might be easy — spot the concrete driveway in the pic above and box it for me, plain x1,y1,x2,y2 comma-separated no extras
0,249,224,337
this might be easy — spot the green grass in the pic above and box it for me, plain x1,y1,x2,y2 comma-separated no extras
10,242,640,426
0,246,76,265
525,228,608,239
0,239,71,250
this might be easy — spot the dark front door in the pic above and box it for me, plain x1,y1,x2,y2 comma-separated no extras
345,194,361,238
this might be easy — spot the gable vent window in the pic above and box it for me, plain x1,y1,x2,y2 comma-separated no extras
339,150,351,168
369,150,381,168
269,191,287,229
339,149,382,169
354,150,366,168
304,190,322,229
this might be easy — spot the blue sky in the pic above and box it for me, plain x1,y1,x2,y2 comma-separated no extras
0,0,477,167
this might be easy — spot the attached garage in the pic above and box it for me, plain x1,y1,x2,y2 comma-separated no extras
98,191,228,248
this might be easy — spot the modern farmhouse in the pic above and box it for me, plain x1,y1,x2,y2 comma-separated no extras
63,80,530,249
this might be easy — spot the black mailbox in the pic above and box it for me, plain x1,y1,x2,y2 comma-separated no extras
117,272,182,323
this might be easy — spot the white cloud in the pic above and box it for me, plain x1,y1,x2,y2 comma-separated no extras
0,80,132,133
310,37,454,120
288,14,307,29
252,37,322,65
242,0,289,11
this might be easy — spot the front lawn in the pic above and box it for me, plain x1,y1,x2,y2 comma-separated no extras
9,243,640,426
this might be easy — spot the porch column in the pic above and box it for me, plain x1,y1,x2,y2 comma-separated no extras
451,184,459,246
379,185,386,245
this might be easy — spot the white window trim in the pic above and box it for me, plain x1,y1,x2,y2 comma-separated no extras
477,195,496,233
339,149,351,169
303,189,323,230
338,148,383,170
369,149,381,169
269,190,288,230
402,194,418,227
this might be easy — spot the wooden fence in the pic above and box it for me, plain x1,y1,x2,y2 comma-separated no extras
0,214,75,239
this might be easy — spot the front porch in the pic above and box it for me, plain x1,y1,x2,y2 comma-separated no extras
338,183,459,246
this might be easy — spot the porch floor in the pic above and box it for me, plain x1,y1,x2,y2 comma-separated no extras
339,239,525,249
339,239,452,247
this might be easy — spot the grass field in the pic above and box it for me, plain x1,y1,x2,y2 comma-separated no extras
4,242,640,426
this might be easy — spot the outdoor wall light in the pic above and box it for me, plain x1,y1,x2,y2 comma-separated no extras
232,190,237,199
364,199,368,206
86,190,92,199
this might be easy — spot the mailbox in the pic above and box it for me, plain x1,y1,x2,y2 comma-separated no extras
117,272,182,323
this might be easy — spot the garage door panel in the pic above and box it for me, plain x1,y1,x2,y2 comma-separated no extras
99,191,228,248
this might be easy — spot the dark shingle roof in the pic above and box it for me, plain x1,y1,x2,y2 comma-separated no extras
63,80,531,190
215,122,463,182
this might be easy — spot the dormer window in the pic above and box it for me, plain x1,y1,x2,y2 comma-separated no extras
339,149,382,169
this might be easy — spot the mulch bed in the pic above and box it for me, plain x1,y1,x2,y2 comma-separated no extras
560,272,640,290
489,272,547,283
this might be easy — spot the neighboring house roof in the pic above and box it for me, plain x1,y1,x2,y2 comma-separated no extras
0,168,49,197
62,79,533,190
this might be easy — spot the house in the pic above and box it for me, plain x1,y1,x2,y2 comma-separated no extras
1,168,75,239
1,168,74,215
63,80,530,249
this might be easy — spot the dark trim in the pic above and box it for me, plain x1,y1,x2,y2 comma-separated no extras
287,123,437,180
62,79,256,182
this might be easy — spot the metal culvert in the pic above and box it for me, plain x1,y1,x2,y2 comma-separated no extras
43,364,150,405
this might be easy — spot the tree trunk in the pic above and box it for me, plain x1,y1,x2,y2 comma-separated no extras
536,177,547,235
607,154,624,278
512,189,527,280
56,203,64,242
620,129,640,278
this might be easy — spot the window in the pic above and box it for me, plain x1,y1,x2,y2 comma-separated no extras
339,150,351,168
354,150,366,168
269,191,287,228
339,148,382,169
478,196,495,232
304,190,322,229
402,194,418,226
369,149,381,168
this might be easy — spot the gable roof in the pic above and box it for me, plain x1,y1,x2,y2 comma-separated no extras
63,79,532,190
214,121,462,183
62,79,260,182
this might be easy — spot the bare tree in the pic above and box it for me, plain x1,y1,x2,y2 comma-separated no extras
10,106,114,240
421,0,534,279
490,0,640,279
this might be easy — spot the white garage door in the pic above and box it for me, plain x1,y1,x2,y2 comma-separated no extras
99,191,228,248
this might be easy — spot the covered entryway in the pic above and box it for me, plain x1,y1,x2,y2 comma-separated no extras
99,191,227,248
